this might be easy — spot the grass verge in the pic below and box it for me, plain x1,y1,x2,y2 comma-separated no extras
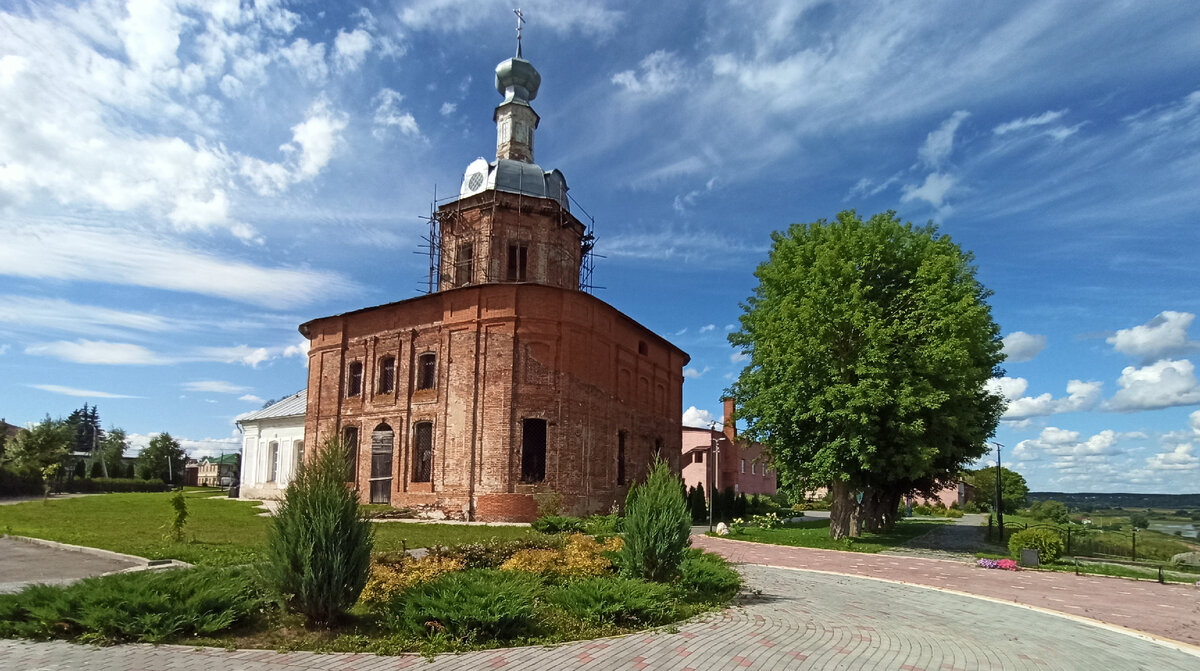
715,518,948,553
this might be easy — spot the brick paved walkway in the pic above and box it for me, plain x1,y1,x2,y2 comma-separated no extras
694,534,1200,649
3,560,1198,669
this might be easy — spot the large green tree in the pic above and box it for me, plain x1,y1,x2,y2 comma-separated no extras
728,210,1005,539
97,427,129,478
136,433,187,484
2,416,71,477
966,466,1029,514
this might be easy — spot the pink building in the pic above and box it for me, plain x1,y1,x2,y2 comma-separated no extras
681,399,777,498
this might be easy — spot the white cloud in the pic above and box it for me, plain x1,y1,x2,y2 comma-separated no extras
279,38,328,83
396,0,622,38
0,344,9,356
683,365,711,379
1002,331,1047,363
0,221,357,309
0,295,175,338
238,394,265,404
333,28,372,72
901,172,956,210
289,98,349,179
919,110,970,168
128,432,241,460
1107,311,1199,363
25,339,169,365
1145,443,1199,471
612,50,686,97
682,406,720,429
699,324,716,333
28,384,140,399
182,380,250,394
730,351,749,364
992,109,1067,135
1013,427,1127,473
372,89,421,139
440,102,457,116
986,377,1102,419
1105,358,1200,412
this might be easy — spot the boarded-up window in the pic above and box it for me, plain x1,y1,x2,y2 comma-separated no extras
342,426,359,482
506,243,528,281
521,418,547,483
347,361,363,397
412,422,433,483
370,424,394,504
378,356,395,394
617,431,626,485
455,243,474,286
417,353,436,390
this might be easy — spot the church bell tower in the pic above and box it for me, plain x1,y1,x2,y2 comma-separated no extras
434,19,587,293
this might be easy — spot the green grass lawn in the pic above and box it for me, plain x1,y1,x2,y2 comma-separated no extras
0,490,532,566
717,518,948,553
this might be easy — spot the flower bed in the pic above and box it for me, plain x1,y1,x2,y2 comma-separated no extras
977,558,1019,571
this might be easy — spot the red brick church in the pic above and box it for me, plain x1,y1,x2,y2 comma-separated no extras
299,41,688,521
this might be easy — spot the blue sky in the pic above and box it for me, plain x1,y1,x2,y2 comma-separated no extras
1,1,1198,493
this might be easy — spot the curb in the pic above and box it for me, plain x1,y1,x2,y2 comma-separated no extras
2,535,191,577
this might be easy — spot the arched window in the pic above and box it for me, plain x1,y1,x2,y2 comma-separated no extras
378,356,396,394
417,353,437,390
370,424,394,504
346,361,363,397
293,439,305,475
521,418,547,483
412,422,433,483
455,242,474,286
266,441,278,482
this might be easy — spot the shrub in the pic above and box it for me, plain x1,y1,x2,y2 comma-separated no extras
620,458,692,582
533,490,563,517
60,478,170,493
946,508,964,519
1008,527,1065,563
390,569,539,641
531,515,585,534
261,436,373,627
582,513,623,537
687,484,708,523
1130,513,1150,529
750,512,782,530
676,549,741,600
426,535,564,569
0,566,265,644
359,555,465,608
546,576,674,626
500,533,622,578
168,490,188,542
962,501,982,513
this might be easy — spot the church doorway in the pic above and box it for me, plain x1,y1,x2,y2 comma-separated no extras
370,423,394,504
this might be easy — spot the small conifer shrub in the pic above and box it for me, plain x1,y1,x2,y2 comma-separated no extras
262,436,373,627
620,458,692,582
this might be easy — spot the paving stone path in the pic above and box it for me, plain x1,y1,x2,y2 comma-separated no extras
3,548,1199,669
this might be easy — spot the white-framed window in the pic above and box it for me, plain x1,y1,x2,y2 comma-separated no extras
267,441,279,482
740,459,745,474
751,462,756,475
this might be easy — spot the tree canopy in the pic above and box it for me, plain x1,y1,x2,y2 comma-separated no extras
136,433,187,483
965,466,1029,514
2,416,71,477
728,210,1005,538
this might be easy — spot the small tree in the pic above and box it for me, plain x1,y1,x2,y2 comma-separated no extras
168,490,188,541
620,458,691,582
262,436,374,627
966,466,1028,514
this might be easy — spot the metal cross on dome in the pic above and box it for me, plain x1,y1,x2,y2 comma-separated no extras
514,7,525,57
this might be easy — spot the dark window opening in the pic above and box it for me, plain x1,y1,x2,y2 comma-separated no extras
694,452,703,464
412,422,433,483
521,418,547,483
617,430,626,486
342,426,359,482
347,361,363,397
455,243,474,286
417,353,436,390
637,340,648,356
378,356,395,394
506,243,528,282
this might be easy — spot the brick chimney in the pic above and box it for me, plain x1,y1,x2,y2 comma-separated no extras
722,397,737,442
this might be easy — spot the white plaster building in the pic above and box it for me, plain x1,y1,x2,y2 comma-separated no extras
237,390,306,499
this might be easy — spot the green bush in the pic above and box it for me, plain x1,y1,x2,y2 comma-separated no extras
620,458,692,582
61,478,169,493
390,569,539,641
532,515,585,534
546,576,674,626
0,566,265,644
1008,527,1065,563
261,437,373,627
427,535,564,569
676,549,741,600
582,513,623,537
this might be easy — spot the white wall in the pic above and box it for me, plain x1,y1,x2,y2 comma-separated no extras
238,415,305,500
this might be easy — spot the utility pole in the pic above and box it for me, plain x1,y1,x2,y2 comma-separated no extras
708,423,716,532
993,442,1005,539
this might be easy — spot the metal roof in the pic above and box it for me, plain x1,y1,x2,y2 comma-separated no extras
458,157,570,210
236,389,306,423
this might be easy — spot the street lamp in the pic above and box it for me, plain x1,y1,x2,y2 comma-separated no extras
992,441,1004,539
708,421,721,532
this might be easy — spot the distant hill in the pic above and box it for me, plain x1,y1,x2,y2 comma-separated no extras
1030,492,1200,509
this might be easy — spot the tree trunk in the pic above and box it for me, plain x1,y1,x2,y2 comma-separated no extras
829,481,858,539
858,487,887,534
880,490,903,532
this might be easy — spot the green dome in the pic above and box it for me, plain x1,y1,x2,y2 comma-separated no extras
495,57,541,102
